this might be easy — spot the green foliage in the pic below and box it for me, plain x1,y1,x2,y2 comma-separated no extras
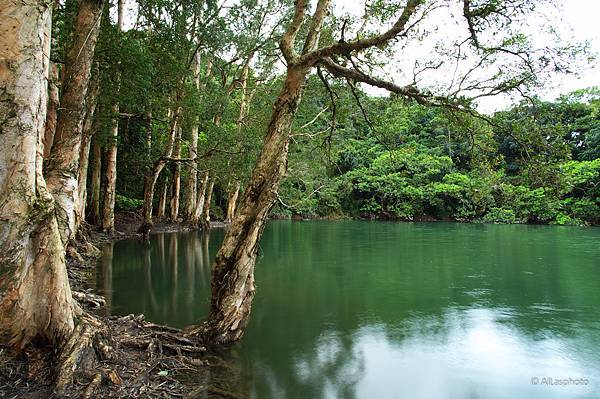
80,0,597,226
278,92,599,225
115,195,144,213
482,208,518,224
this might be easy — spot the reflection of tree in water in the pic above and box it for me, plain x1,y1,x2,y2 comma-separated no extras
96,244,113,316
185,233,196,322
97,231,253,397
97,230,219,328
179,347,250,399
97,223,600,397
170,233,178,315
143,245,159,314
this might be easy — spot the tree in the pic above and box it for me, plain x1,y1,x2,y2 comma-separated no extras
135,0,228,235
188,0,582,344
101,0,124,233
0,0,104,353
45,0,106,244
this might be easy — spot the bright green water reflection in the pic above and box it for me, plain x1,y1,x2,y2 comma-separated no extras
97,221,600,399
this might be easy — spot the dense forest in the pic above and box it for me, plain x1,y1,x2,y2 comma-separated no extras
275,91,600,225
0,0,598,397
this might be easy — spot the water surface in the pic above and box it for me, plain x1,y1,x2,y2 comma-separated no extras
97,221,600,398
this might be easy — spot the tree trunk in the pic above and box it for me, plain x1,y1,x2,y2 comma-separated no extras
224,181,241,224
43,62,60,159
201,179,215,230
101,106,118,233
139,106,181,234
44,0,105,244
183,51,201,220
89,138,102,225
157,179,168,220
169,126,181,221
77,65,100,227
101,0,125,233
187,67,308,344
222,59,249,226
0,0,75,349
139,174,166,241
192,172,209,227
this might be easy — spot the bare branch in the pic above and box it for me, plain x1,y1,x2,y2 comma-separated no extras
320,57,449,106
299,106,330,130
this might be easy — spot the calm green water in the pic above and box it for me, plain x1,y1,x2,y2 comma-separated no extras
97,221,600,399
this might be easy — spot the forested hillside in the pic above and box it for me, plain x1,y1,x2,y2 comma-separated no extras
276,90,600,225
109,62,600,226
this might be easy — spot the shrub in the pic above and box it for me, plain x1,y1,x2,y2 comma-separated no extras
115,194,144,212
482,207,518,224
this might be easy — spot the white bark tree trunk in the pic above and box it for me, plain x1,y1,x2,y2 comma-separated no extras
44,0,104,244
183,51,201,219
201,179,215,229
0,0,75,349
157,179,168,220
101,105,119,232
89,138,102,225
169,126,181,221
192,171,209,227
101,0,125,233
225,181,241,224
77,66,99,227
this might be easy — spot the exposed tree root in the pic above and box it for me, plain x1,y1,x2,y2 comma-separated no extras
73,290,107,308
1,324,233,398
44,311,214,398
54,315,104,395
82,372,102,398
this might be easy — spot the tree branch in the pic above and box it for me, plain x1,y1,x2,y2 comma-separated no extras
298,0,422,67
280,0,308,64
301,0,332,55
